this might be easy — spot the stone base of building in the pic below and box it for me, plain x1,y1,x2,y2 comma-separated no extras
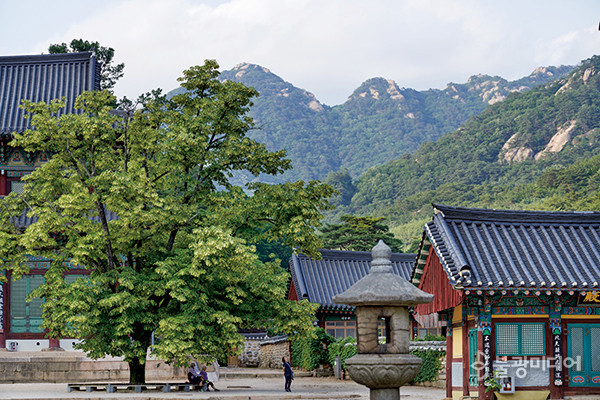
0,351,187,383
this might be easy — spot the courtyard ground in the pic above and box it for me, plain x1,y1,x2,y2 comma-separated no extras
0,370,446,400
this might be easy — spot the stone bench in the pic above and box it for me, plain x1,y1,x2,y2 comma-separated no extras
67,382,206,393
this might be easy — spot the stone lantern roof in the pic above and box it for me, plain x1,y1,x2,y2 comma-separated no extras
333,240,433,307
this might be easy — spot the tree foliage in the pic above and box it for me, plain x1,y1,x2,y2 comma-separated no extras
320,215,403,252
290,327,335,371
327,335,357,371
48,39,125,91
411,348,445,383
1,60,333,383
324,168,356,207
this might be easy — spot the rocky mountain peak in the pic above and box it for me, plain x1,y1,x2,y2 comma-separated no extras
348,77,405,102
232,62,271,76
532,66,554,77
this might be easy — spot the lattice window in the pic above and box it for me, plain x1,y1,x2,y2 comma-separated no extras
591,327,600,372
10,275,44,333
469,329,479,386
325,320,356,338
570,327,584,371
496,323,545,356
10,181,25,194
65,274,88,284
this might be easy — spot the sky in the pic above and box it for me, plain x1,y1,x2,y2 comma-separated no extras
1,0,600,106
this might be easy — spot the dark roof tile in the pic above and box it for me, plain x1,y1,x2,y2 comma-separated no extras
0,52,100,135
425,204,600,289
289,249,416,309
11,207,119,229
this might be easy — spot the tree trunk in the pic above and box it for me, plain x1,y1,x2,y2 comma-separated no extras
128,356,146,384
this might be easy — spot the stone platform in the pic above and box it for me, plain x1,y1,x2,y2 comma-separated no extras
0,350,187,383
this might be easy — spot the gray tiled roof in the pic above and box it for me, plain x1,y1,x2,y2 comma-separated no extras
0,52,100,135
289,249,416,309
12,208,119,229
425,204,600,290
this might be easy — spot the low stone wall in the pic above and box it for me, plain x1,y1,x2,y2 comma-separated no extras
409,341,447,389
258,336,290,369
238,338,261,367
409,340,446,352
0,352,187,383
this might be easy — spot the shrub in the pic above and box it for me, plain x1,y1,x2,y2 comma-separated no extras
327,336,357,371
291,327,335,371
410,348,445,383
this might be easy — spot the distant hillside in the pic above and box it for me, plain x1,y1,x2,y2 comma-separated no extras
329,66,572,176
339,55,600,249
167,63,572,183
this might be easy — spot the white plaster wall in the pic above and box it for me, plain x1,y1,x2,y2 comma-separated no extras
59,339,83,351
452,362,463,387
493,360,550,387
6,339,49,352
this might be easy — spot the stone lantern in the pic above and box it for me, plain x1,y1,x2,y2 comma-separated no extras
333,240,434,400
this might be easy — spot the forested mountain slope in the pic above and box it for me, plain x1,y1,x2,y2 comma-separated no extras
168,62,572,183
340,55,600,249
329,66,571,175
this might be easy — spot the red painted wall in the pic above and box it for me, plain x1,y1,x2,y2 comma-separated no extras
415,248,463,315
288,280,298,301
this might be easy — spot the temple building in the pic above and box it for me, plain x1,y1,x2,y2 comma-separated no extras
288,248,444,339
413,204,600,400
0,51,100,351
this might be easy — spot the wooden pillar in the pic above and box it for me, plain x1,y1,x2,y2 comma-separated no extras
0,170,6,196
478,310,492,400
549,309,564,399
445,313,453,400
412,318,418,340
462,304,470,397
478,319,485,400
317,311,325,328
0,281,5,350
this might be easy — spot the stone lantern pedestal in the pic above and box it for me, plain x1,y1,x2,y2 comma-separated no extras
333,240,434,400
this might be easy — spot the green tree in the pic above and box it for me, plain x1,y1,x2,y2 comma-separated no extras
48,39,125,91
320,215,403,252
324,168,356,206
1,60,332,383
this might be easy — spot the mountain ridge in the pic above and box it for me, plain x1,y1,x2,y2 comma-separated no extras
167,62,573,183
338,55,600,249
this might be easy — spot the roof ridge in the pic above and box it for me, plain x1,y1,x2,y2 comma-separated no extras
296,249,416,260
0,52,95,65
433,203,600,224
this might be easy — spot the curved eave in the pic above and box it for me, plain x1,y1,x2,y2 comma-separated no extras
319,304,355,313
423,221,462,285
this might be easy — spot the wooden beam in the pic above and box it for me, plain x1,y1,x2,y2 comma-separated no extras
446,316,453,399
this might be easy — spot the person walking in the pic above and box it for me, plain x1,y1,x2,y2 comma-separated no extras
282,356,293,392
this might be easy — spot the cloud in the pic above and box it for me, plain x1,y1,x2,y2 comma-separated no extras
534,27,600,67
14,0,600,105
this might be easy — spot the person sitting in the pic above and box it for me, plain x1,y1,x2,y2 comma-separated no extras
200,365,220,392
187,362,206,391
